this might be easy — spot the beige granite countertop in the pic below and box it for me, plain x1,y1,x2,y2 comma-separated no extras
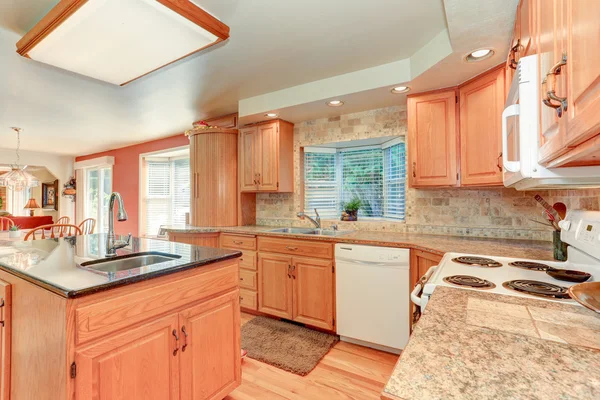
382,286,600,400
162,225,555,260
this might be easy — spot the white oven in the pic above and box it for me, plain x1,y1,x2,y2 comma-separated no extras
502,55,600,190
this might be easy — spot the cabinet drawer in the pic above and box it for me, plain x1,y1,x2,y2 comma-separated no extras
239,269,257,290
239,288,257,310
238,250,257,271
221,234,257,251
258,237,333,259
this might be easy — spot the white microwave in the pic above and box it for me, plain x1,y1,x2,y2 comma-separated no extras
502,55,600,190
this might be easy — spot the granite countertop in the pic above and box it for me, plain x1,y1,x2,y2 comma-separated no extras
0,234,241,298
382,286,600,400
162,225,555,260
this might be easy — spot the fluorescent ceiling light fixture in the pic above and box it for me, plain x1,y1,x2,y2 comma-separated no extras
465,48,494,62
17,0,230,86
265,113,278,118
327,100,344,107
391,86,410,94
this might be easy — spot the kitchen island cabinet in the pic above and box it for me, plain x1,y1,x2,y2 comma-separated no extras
0,234,242,400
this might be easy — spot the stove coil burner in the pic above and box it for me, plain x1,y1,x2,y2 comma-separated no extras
452,256,502,268
443,275,496,290
502,280,570,299
508,261,554,271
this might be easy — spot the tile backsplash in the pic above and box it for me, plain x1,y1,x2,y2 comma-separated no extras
256,106,600,241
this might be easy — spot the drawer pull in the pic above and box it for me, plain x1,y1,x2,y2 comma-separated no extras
240,296,244,301
239,258,244,262
240,277,244,281
233,240,243,245
285,246,298,251
172,329,180,356
181,325,188,352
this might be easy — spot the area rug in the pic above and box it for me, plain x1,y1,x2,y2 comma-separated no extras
241,316,339,376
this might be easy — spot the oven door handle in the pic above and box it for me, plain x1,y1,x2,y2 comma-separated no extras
502,104,521,173
410,266,437,306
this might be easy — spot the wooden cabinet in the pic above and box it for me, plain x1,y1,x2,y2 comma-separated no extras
257,253,294,319
408,89,459,187
179,291,241,400
168,232,220,248
258,252,334,330
239,120,294,192
459,66,505,186
222,234,258,310
75,314,181,400
0,280,10,400
410,250,443,289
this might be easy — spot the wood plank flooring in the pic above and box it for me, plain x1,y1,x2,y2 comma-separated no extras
225,313,399,400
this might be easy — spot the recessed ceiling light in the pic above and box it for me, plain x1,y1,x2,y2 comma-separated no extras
391,86,410,94
327,100,344,107
265,113,278,118
465,48,495,62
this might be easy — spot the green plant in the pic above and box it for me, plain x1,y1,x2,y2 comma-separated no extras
342,197,362,212
9,225,19,231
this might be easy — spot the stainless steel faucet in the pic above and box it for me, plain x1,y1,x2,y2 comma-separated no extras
106,192,131,257
296,208,321,229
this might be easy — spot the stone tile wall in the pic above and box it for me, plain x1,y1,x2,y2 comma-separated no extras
256,106,600,241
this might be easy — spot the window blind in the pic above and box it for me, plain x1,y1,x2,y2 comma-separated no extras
172,158,190,226
340,148,383,217
304,151,339,219
384,143,406,220
145,160,171,236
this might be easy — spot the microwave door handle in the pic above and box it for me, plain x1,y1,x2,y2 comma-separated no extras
502,104,521,173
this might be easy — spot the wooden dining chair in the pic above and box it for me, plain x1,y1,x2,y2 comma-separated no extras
56,216,70,225
24,224,82,240
0,217,15,231
78,218,96,234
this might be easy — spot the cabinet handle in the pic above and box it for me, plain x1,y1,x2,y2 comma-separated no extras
291,264,296,279
172,329,180,356
240,277,244,281
508,39,522,70
412,162,416,178
497,153,503,171
542,53,568,118
285,246,298,251
542,77,563,117
181,325,188,352
288,264,292,279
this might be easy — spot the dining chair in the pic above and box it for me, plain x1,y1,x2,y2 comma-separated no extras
0,217,15,231
78,218,96,234
56,216,70,225
24,224,82,240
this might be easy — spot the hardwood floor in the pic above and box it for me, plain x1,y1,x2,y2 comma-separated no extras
225,313,399,400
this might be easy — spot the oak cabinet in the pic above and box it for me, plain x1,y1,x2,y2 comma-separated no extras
221,234,258,311
258,242,335,331
410,250,443,290
75,314,181,400
459,66,505,186
168,232,220,248
0,280,10,400
239,120,294,192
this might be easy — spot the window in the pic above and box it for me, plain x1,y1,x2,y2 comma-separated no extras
7,186,31,216
84,166,112,232
304,139,406,220
142,153,190,236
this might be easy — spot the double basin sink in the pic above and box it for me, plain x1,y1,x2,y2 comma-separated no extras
267,227,351,236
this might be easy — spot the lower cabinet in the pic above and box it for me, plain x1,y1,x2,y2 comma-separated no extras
258,252,334,330
75,290,240,400
0,280,11,400
168,232,220,248
410,249,443,289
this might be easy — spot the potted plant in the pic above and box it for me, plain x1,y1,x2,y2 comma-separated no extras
341,197,362,221
8,225,20,239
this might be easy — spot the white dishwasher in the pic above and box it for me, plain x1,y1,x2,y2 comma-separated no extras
335,243,410,354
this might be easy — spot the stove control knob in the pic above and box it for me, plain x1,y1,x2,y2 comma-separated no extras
558,220,571,231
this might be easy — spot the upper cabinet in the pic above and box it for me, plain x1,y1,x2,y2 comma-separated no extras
408,90,459,187
240,120,294,192
533,0,600,167
459,66,505,186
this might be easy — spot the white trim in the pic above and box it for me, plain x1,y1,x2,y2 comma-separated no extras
139,145,189,158
381,136,405,149
303,146,337,154
74,156,115,170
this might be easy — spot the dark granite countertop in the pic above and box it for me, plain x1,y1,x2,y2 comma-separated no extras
161,225,555,260
0,234,241,298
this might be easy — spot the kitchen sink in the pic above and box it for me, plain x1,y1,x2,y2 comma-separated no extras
267,227,352,236
80,252,182,273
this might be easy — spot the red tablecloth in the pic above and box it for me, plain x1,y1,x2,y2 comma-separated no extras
7,216,54,229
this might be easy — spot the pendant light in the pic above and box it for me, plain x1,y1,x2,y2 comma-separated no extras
0,128,40,192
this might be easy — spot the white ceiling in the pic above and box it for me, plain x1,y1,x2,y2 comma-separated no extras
0,0,517,156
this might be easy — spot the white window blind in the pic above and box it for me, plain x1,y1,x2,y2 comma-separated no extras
304,152,339,219
144,157,190,236
304,141,406,221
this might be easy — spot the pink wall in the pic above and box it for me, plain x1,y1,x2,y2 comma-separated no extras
76,134,189,236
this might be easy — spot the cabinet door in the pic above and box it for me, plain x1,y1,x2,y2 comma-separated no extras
0,280,11,400
410,250,443,289
562,0,600,148
75,314,180,400
408,90,458,187
240,127,259,191
521,0,533,55
258,122,279,191
179,290,241,400
258,253,293,319
292,256,334,330
459,67,505,186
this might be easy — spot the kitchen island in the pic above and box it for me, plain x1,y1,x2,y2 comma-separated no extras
382,286,600,400
0,234,242,400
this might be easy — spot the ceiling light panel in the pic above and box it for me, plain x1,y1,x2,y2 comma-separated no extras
20,0,229,86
